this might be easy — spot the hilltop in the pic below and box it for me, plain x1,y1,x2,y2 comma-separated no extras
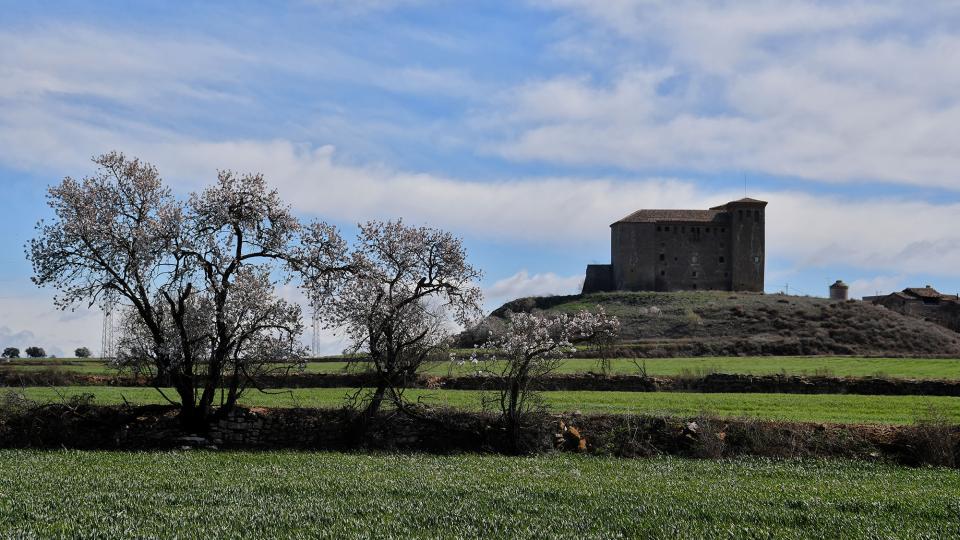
468,291,960,357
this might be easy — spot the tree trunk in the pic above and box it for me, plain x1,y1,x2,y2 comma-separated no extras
364,382,387,417
173,376,210,431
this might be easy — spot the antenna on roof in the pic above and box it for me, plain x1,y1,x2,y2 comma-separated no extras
743,173,747,197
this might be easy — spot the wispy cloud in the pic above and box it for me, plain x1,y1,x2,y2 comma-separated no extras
495,1,960,188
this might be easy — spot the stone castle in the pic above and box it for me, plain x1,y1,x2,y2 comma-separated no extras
582,198,767,293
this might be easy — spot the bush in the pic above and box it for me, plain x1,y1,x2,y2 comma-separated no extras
74,347,91,358
24,347,46,358
1,347,19,359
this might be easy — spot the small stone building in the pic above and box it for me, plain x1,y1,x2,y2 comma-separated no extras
864,286,960,333
582,198,767,293
829,280,849,301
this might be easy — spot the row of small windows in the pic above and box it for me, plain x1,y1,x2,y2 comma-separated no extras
738,210,762,223
659,254,725,264
657,225,726,233
659,270,729,279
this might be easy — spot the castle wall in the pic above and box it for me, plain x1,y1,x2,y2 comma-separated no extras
652,222,731,291
611,222,656,290
582,264,614,293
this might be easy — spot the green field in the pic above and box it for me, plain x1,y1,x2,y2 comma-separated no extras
6,355,960,379
332,356,960,379
11,386,960,424
0,451,957,538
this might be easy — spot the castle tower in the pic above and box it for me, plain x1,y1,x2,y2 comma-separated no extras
723,198,766,292
581,197,767,294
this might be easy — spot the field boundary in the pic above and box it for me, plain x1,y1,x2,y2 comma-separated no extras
7,370,960,396
0,403,956,467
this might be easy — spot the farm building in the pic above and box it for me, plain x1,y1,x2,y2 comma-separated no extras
863,286,960,333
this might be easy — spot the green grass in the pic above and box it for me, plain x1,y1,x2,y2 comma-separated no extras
340,356,960,379
0,451,958,538
9,355,960,379
12,386,960,425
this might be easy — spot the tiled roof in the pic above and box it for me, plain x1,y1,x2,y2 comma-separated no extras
614,209,730,224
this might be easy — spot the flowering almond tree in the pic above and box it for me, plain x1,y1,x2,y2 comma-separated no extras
472,308,620,449
314,220,483,417
28,152,347,426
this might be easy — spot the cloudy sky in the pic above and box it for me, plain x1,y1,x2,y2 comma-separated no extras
2,0,959,355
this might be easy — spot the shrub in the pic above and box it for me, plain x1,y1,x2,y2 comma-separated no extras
1,347,19,359
24,347,46,358
74,347,91,358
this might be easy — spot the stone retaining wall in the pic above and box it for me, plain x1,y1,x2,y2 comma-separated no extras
1,404,956,467
5,371,960,396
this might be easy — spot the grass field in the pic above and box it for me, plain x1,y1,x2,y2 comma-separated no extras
6,355,960,379
0,451,958,538
11,386,960,424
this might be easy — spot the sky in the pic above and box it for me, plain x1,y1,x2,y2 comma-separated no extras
1,0,959,356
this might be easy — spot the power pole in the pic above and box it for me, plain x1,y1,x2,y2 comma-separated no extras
311,310,321,358
100,294,116,361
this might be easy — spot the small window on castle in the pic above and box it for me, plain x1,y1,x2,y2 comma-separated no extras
692,284,698,290
664,226,670,232
754,210,760,223
723,272,728,278
706,228,710,233
660,270,665,276
719,256,725,263
674,256,678,262
682,226,686,233
721,228,726,233
738,210,743,221
657,226,662,232
692,271,698,277
659,253,665,261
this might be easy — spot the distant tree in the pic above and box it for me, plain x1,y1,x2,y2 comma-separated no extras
28,152,348,427
1,347,19,359
25,346,46,358
469,309,619,451
312,220,483,417
74,347,91,358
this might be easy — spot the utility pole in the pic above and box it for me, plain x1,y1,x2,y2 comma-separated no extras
100,294,116,361
311,310,321,358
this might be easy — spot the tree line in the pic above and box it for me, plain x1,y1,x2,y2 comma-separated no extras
1,347,93,359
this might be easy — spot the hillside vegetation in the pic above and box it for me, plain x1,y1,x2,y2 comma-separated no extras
479,291,960,357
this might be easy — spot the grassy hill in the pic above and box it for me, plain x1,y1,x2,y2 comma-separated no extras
477,291,960,357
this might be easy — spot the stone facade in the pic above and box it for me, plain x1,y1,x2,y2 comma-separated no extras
583,198,767,293
864,286,960,333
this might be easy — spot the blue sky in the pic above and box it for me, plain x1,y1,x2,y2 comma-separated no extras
2,0,960,355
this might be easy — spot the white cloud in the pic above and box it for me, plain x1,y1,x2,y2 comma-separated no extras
0,292,101,358
498,1,960,188
847,274,906,300
484,270,583,310
0,26,251,106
